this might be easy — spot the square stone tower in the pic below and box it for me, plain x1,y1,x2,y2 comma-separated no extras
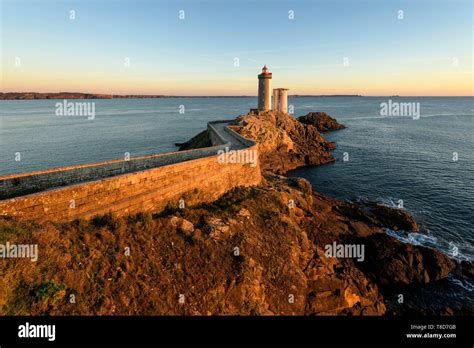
273,88,289,113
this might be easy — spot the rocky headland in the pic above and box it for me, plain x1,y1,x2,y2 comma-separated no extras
0,110,471,316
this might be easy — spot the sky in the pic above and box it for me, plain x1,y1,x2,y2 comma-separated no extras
1,0,473,96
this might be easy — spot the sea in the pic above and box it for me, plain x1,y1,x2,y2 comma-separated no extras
1,97,473,266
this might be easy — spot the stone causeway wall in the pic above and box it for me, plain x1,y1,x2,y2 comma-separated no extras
0,121,261,222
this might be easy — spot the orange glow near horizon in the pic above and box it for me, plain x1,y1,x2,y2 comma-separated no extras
2,71,472,97
1,58,473,97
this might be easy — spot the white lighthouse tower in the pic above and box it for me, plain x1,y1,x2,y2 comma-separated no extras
257,65,272,111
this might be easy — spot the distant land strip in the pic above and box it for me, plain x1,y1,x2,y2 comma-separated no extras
0,92,363,100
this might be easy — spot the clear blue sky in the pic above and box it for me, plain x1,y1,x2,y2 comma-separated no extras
1,0,472,95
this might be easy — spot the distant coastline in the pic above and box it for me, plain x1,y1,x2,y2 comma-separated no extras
0,92,363,100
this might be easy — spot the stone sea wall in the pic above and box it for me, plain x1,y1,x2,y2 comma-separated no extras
0,123,261,222
0,123,232,200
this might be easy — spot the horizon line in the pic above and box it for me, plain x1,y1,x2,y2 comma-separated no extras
1,92,473,98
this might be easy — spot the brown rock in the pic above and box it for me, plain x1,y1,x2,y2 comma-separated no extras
365,203,418,232
358,233,456,286
458,261,474,279
169,216,195,236
297,112,345,132
288,177,313,195
179,219,195,235
304,247,385,315
205,217,232,240
235,111,340,174
176,130,212,150
349,221,376,237
237,208,251,219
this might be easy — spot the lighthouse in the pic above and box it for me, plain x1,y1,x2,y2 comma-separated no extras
257,65,272,111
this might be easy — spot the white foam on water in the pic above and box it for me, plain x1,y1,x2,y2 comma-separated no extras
449,275,474,292
376,196,399,208
385,228,437,246
384,228,471,263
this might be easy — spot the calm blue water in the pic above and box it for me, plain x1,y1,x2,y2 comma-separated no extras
1,97,473,262
289,97,474,263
